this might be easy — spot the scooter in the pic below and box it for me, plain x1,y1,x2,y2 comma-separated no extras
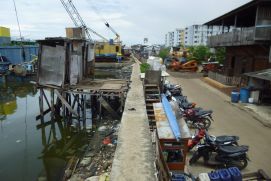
188,128,239,151
189,141,249,170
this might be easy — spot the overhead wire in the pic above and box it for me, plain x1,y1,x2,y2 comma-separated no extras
12,0,26,60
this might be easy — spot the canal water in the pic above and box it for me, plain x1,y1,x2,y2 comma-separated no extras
0,65,132,181
0,82,90,181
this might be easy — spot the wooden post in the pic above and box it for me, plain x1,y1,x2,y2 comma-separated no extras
39,88,44,123
83,95,86,129
50,89,55,120
99,96,102,120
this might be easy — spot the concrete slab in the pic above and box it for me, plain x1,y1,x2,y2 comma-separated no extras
110,59,155,181
232,103,271,128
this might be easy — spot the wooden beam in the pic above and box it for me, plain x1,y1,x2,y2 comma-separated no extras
55,90,79,117
36,107,51,120
98,96,120,119
41,89,51,109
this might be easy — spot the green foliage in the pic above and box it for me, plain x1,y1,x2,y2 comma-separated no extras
186,46,226,64
140,63,151,73
215,47,226,64
159,48,170,60
187,45,211,62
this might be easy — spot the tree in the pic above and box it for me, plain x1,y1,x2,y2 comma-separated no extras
188,45,211,62
215,47,226,64
159,48,170,60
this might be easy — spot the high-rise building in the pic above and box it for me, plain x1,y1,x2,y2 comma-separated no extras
165,25,231,47
165,31,174,47
174,28,185,47
184,25,232,46
165,29,185,47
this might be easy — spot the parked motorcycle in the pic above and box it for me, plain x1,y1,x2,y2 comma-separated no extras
188,128,239,151
189,140,249,170
163,83,183,96
181,108,214,129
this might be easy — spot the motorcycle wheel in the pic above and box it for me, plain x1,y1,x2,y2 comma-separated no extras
227,158,248,170
189,151,201,165
195,118,211,129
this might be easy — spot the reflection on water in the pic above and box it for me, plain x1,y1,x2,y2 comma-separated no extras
0,82,91,181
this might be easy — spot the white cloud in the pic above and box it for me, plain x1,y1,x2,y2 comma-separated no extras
0,0,251,44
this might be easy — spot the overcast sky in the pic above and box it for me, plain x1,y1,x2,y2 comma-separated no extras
1,0,251,45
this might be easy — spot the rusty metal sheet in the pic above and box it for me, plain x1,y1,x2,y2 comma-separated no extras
39,45,65,86
70,55,82,85
88,44,95,62
153,103,175,139
153,102,191,139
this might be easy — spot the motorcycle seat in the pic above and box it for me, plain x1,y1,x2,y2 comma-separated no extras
219,145,248,154
181,102,193,109
215,136,239,144
195,110,213,116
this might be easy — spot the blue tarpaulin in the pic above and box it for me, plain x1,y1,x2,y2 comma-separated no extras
161,94,181,140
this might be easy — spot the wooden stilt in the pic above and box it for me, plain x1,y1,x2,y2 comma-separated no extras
83,95,86,129
42,89,51,109
55,90,79,117
39,88,44,123
98,96,120,119
50,89,55,120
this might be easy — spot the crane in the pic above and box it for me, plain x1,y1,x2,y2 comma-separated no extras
60,0,108,42
105,22,120,42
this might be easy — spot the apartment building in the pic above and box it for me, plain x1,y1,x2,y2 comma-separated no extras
165,25,231,47
184,25,231,46
165,31,174,47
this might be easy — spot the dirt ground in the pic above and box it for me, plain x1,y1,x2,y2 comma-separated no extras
168,71,271,176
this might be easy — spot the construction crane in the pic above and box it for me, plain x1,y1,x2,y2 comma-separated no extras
60,0,108,42
105,22,120,42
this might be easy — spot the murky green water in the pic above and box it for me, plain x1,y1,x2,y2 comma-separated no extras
0,82,90,181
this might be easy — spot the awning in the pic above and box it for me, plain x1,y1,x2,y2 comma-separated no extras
244,69,271,81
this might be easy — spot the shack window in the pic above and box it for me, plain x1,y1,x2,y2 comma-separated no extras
116,46,119,52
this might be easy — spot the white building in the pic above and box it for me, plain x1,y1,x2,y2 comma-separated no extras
184,25,232,46
165,29,185,47
173,29,184,47
165,31,174,47
165,25,232,47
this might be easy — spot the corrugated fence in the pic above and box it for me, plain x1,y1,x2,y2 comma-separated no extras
0,45,39,64
208,71,241,86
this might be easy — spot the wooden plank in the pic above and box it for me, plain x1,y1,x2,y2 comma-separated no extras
55,90,79,117
98,96,120,119
36,120,53,129
36,107,51,120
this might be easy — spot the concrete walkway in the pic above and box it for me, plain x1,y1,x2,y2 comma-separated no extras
168,73,271,175
110,60,155,180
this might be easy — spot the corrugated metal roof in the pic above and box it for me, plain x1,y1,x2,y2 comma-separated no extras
204,0,271,26
244,68,271,81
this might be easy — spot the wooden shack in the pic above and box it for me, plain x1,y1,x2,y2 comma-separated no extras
205,0,271,77
35,28,129,130
37,37,95,87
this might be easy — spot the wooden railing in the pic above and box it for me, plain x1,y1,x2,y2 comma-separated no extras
208,71,241,86
208,27,271,47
